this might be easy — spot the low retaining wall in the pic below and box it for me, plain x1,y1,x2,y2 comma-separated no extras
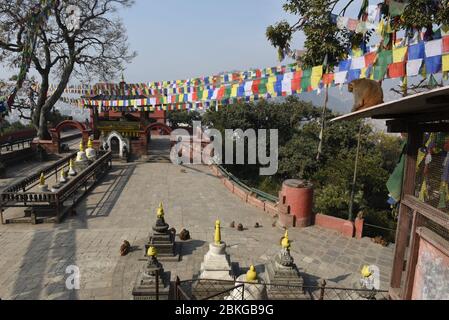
314,214,365,238
208,165,365,238
0,129,36,144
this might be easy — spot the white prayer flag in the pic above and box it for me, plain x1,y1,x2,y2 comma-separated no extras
244,81,253,95
406,59,423,76
334,71,348,84
425,39,443,57
282,79,292,93
351,56,366,69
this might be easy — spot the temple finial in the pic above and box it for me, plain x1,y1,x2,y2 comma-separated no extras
214,220,221,245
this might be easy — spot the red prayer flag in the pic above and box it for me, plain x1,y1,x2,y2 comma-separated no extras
293,70,303,79
388,62,406,78
291,79,301,91
217,86,225,100
364,52,377,66
252,79,260,94
443,36,449,53
322,73,334,85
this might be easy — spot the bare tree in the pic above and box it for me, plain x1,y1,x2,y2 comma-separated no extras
0,0,136,139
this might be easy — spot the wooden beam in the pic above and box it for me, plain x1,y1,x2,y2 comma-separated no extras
390,129,422,292
387,120,449,133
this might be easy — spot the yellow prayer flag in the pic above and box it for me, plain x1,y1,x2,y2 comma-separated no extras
443,54,449,72
202,90,208,100
267,81,275,95
393,47,408,63
231,84,238,97
268,75,277,83
360,68,367,79
311,65,323,89
352,47,363,58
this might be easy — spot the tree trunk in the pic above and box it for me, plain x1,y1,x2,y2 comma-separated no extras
36,58,75,140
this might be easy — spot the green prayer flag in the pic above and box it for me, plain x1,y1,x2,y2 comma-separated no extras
377,50,393,66
386,141,407,202
373,65,387,81
301,77,311,91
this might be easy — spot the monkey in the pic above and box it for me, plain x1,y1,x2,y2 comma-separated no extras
120,240,131,256
348,79,384,112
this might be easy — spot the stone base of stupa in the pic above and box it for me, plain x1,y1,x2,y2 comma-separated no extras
132,266,170,300
199,242,233,281
264,258,308,300
192,242,235,300
145,230,180,261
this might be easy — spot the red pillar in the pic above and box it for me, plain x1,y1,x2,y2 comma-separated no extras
280,179,314,228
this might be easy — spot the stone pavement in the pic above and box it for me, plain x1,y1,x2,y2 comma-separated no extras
0,156,394,300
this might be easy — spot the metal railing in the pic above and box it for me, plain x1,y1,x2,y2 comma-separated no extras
1,151,112,224
0,137,34,154
214,163,279,203
173,278,389,301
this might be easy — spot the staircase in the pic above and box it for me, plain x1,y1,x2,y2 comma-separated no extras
147,136,172,163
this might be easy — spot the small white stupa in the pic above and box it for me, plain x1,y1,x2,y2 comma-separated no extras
85,138,97,161
39,173,49,192
225,265,268,300
75,141,89,171
68,159,77,176
199,220,234,281
60,168,68,184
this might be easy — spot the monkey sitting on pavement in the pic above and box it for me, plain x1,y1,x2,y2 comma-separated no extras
348,79,384,112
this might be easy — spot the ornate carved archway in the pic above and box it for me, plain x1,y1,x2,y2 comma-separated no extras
144,122,172,136
49,120,91,154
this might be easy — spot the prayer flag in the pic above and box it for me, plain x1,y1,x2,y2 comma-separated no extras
406,59,423,76
393,46,408,63
408,42,425,60
425,39,443,57
425,56,442,74
388,62,406,78
443,54,449,72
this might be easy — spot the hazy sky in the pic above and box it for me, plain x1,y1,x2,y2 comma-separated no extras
0,0,363,83
119,0,361,83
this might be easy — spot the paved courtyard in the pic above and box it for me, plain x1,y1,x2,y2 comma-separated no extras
0,155,395,300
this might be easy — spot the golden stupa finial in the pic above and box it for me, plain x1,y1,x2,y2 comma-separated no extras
157,202,164,218
214,220,221,245
87,138,93,149
281,230,290,249
79,141,84,152
246,265,257,282
361,265,372,278
69,158,74,168
147,246,157,257
39,172,45,186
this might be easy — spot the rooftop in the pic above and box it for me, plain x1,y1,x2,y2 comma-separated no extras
331,85,449,123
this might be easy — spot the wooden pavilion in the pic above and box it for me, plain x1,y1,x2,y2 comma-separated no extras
332,86,449,300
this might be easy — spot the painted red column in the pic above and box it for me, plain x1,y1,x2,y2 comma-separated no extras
280,179,314,228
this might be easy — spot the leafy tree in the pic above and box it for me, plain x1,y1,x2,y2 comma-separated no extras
0,0,136,139
266,0,367,67
266,0,447,67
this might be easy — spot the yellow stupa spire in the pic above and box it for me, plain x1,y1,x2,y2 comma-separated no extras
214,220,221,245
361,265,372,278
147,246,157,257
69,158,74,169
39,173,46,186
246,265,257,282
157,202,164,218
87,138,93,149
281,230,290,249
79,141,84,152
